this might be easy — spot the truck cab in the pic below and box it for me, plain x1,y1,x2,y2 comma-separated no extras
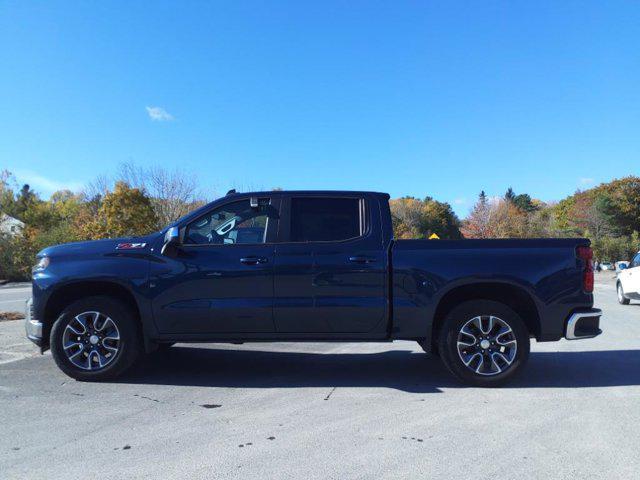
150,191,391,338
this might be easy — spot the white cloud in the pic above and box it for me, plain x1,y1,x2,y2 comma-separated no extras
453,197,467,205
146,106,174,121
579,177,594,186
13,170,84,195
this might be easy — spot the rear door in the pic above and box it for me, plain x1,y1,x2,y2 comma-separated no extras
273,195,387,334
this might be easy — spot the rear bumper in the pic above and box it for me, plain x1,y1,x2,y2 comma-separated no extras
24,297,44,347
565,308,602,340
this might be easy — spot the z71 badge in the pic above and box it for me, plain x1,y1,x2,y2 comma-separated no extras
116,242,147,250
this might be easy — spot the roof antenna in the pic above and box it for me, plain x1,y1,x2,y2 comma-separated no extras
226,189,236,195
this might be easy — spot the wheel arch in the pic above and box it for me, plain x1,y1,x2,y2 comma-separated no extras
431,281,541,347
42,281,143,348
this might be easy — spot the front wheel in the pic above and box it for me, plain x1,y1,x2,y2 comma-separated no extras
50,296,142,381
438,300,530,387
618,283,631,305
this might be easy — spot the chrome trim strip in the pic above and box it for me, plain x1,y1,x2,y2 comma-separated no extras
565,309,602,340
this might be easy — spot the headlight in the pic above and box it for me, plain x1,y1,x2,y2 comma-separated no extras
33,256,50,271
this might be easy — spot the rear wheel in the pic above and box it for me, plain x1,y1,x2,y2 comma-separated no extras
617,283,631,305
438,300,530,387
50,296,142,381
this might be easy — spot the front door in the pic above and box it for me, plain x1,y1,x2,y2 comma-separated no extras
150,197,279,334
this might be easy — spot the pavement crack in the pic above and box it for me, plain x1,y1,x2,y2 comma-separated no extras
134,394,160,403
324,387,337,401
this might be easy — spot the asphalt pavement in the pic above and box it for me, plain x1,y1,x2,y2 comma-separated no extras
0,283,30,314
1,273,638,479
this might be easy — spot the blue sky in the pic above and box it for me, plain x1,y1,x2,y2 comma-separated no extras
1,1,638,217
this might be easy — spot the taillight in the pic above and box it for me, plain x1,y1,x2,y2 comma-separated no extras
576,246,594,293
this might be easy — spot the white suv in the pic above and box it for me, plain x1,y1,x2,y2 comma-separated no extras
617,252,640,305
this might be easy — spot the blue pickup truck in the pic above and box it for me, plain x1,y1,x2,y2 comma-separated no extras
25,190,601,386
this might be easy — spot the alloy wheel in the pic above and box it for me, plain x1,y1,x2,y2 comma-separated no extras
456,315,518,376
62,311,120,370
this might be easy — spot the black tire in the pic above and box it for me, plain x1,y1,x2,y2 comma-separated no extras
438,300,530,387
50,296,142,381
617,283,631,305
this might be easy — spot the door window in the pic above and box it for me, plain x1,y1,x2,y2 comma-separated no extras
632,253,640,268
290,197,363,242
185,200,269,245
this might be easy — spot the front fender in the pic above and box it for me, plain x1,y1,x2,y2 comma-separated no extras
32,254,154,350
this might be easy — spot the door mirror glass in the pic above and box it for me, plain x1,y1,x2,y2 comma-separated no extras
161,226,180,256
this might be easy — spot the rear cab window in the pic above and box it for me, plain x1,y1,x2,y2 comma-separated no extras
289,197,365,242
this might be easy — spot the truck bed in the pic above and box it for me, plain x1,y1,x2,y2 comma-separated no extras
390,238,592,343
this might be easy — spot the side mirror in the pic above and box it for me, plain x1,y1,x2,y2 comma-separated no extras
619,263,628,270
161,226,181,256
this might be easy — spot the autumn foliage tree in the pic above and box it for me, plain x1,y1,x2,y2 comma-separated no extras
463,179,640,262
1,170,190,280
461,191,494,238
77,182,158,240
3,167,640,280
462,190,531,238
597,177,640,235
390,196,461,239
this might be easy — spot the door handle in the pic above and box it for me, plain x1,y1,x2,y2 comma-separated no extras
240,256,268,265
349,256,376,264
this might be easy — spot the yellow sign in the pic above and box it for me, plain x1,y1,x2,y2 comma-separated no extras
429,233,440,240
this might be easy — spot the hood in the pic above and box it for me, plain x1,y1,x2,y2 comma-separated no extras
37,232,163,258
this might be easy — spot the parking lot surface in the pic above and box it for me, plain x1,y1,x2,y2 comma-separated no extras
1,273,639,479
0,283,30,314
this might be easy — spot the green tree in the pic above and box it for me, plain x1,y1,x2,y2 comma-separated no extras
504,187,538,213
504,187,516,202
512,193,538,213
13,184,38,219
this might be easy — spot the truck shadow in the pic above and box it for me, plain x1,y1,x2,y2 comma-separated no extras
120,346,640,393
